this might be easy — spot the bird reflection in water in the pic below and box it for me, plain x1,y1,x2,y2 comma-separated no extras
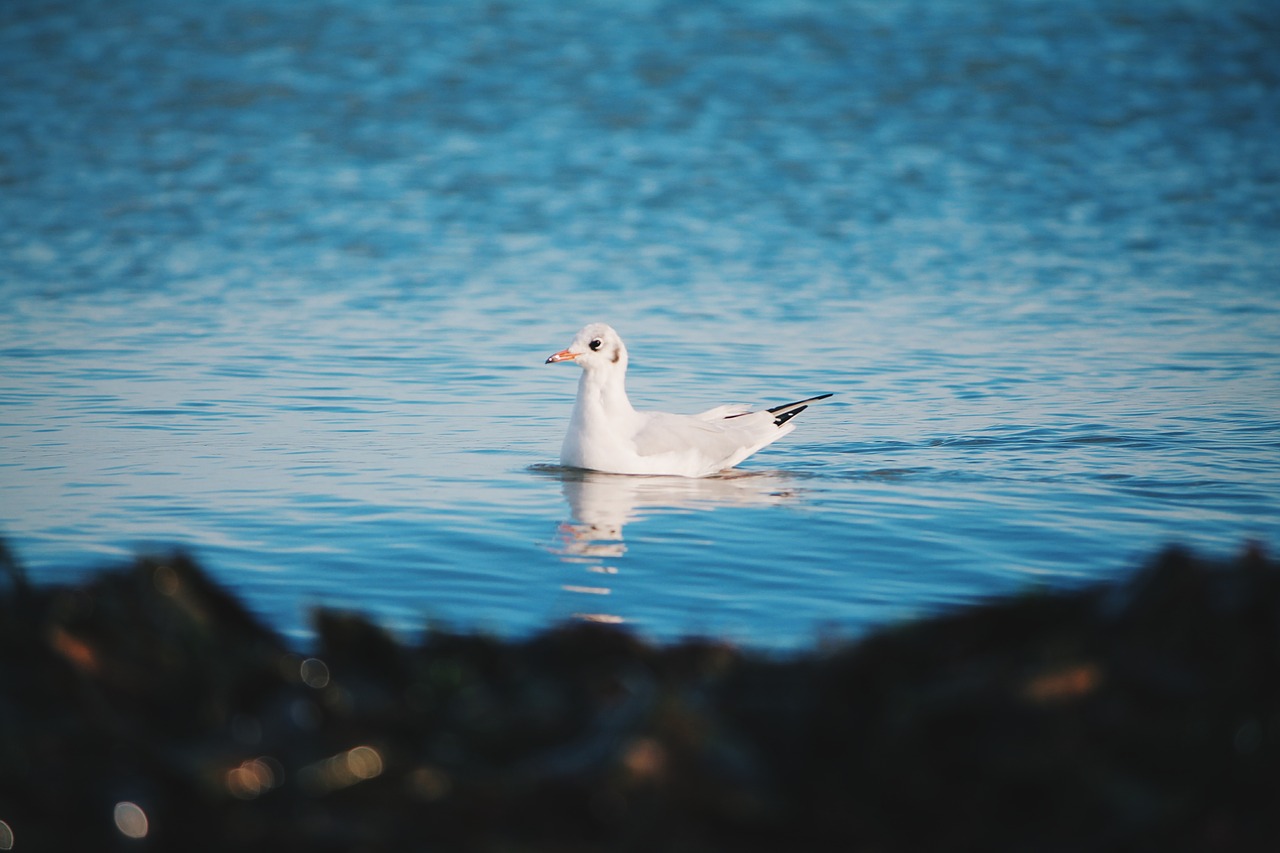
545,466,801,625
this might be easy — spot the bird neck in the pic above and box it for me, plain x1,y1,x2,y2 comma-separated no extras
574,366,635,422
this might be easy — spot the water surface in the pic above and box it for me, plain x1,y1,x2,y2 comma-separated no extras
2,0,1278,647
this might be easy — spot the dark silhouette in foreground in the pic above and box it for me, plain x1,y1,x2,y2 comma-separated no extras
1,541,1277,851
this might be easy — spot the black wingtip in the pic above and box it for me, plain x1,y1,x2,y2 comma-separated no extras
766,393,833,415
774,405,808,427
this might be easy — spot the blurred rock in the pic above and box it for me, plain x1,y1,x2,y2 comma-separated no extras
0,543,1277,851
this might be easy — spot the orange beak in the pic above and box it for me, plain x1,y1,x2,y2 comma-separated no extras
545,349,579,364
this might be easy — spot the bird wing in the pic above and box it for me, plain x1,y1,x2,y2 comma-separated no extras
633,394,834,462
623,395,831,476
696,404,752,420
631,411,772,461
694,403,753,421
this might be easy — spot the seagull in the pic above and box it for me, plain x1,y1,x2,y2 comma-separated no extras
545,323,831,477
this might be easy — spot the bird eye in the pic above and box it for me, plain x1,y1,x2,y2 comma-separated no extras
589,339,602,351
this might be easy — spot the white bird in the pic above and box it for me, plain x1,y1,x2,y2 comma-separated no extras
545,323,831,477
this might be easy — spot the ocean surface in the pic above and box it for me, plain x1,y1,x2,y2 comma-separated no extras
2,0,1278,648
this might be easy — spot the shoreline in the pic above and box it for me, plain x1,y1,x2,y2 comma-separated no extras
2,541,1277,850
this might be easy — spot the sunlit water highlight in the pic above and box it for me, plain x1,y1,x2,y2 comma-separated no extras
2,0,1278,648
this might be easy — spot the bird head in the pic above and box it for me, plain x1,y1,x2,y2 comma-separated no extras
545,323,628,372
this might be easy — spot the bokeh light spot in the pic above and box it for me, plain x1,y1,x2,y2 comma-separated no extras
300,657,330,688
113,802,148,839
298,745,384,795
226,756,283,800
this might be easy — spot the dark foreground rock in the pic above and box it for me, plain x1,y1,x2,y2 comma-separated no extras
1,542,1278,852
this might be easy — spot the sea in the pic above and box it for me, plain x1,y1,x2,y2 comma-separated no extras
2,0,1278,649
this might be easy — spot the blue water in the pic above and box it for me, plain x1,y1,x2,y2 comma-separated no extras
2,0,1278,648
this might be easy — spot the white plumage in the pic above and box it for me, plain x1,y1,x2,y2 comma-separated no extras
545,323,831,477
